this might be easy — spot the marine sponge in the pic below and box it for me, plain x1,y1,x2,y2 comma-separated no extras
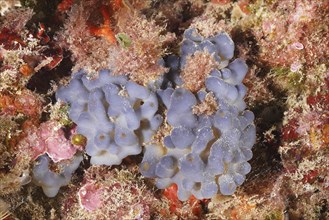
140,28,255,200
56,70,162,166
32,154,83,197
56,28,255,201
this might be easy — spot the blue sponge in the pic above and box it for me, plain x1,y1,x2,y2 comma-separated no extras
140,28,256,201
32,154,83,197
55,28,256,201
56,70,162,166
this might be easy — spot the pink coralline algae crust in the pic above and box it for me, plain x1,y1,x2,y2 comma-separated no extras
40,121,78,162
21,121,78,162
61,167,158,220
78,182,103,212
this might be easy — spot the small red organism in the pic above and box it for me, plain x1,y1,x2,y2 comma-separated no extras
163,184,181,213
19,64,34,76
57,0,74,12
42,46,64,70
322,124,329,144
0,94,15,116
306,93,329,109
89,5,117,44
34,23,63,70
282,119,300,141
304,78,329,146
229,198,256,220
302,170,319,184
162,184,204,218
238,0,251,15
111,0,123,11
211,0,231,4
0,28,26,50
36,23,50,44
188,195,203,217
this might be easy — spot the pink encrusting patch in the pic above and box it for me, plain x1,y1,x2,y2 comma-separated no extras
22,120,78,162
78,182,104,211
38,121,78,162
45,135,77,162
26,129,47,160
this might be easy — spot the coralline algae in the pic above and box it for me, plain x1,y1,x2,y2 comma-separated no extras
56,28,256,200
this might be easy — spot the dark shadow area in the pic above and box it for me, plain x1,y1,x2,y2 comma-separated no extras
26,51,72,94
